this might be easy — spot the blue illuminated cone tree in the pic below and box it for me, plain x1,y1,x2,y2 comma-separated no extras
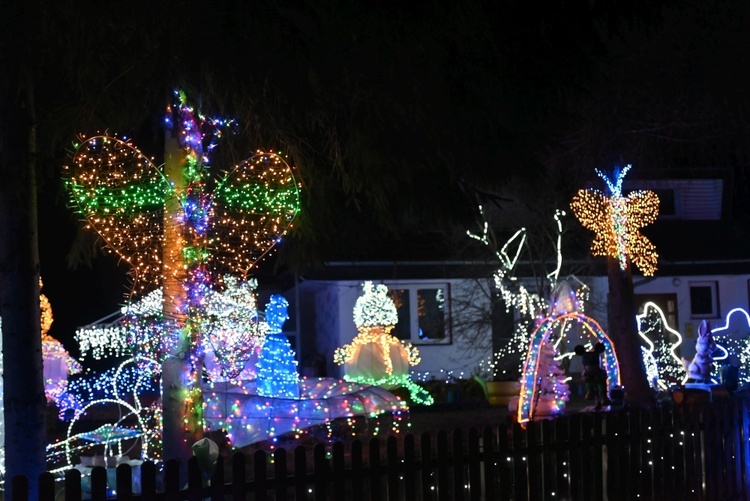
256,295,300,399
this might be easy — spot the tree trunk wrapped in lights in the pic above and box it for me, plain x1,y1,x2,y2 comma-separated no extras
64,89,300,466
570,165,658,407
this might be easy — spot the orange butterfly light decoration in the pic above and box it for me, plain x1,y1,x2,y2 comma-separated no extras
570,165,659,276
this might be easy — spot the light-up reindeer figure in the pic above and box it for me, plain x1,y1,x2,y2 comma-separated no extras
685,320,717,384
65,90,300,462
467,206,566,379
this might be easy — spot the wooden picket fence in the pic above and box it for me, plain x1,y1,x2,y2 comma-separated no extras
10,397,750,500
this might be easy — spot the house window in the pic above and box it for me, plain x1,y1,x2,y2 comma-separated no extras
651,189,676,217
635,293,678,329
689,281,719,318
389,284,451,345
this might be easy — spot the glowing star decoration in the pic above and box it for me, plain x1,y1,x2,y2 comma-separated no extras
517,311,620,427
711,308,750,385
636,302,686,389
335,282,432,405
570,165,659,276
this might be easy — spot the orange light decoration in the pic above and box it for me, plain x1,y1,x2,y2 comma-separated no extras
334,282,432,405
64,138,300,295
570,165,659,276
40,279,82,406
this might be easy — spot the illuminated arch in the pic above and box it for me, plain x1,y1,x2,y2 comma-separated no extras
517,312,620,426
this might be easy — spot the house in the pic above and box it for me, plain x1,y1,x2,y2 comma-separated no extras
273,168,750,382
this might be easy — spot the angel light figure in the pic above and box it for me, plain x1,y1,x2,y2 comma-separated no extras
334,281,432,404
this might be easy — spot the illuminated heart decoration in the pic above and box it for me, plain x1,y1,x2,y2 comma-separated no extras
66,135,299,292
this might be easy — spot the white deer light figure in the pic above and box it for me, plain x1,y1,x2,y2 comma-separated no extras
467,206,568,378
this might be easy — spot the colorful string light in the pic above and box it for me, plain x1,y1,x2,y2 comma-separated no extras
517,312,620,426
334,282,431,405
64,89,301,446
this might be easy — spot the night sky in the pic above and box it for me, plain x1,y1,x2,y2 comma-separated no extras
20,0,750,354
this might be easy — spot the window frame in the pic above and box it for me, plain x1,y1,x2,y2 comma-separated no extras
689,281,720,319
386,281,453,346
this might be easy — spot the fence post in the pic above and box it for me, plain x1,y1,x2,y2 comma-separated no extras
38,471,55,501
140,460,156,498
211,456,225,501
164,458,181,501
452,429,465,501
273,448,288,501
232,451,247,501
511,422,528,500
421,432,435,501
116,463,133,501
294,445,307,500
369,437,383,501
187,456,203,501
64,467,82,501
467,428,481,501
313,443,328,501
540,420,556,500
10,474,28,501
404,434,417,499
351,439,364,498
525,421,543,501
436,431,449,499
386,436,400,500
254,449,268,501
481,426,498,500
90,466,107,501
332,441,346,501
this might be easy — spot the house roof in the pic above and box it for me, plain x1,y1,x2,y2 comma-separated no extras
280,168,750,283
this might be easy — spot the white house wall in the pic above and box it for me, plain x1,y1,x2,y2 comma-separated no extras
303,272,748,380
310,279,494,380
633,273,750,359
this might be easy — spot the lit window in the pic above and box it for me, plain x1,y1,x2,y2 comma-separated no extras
388,284,451,345
689,281,719,318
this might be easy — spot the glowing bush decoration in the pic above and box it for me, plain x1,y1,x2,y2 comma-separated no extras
203,276,267,382
711,308,750,385
256,295,300,399
335,282,431,405
636,302,686,389
517,312,620,426
353,282,399,327
570,165,660,276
